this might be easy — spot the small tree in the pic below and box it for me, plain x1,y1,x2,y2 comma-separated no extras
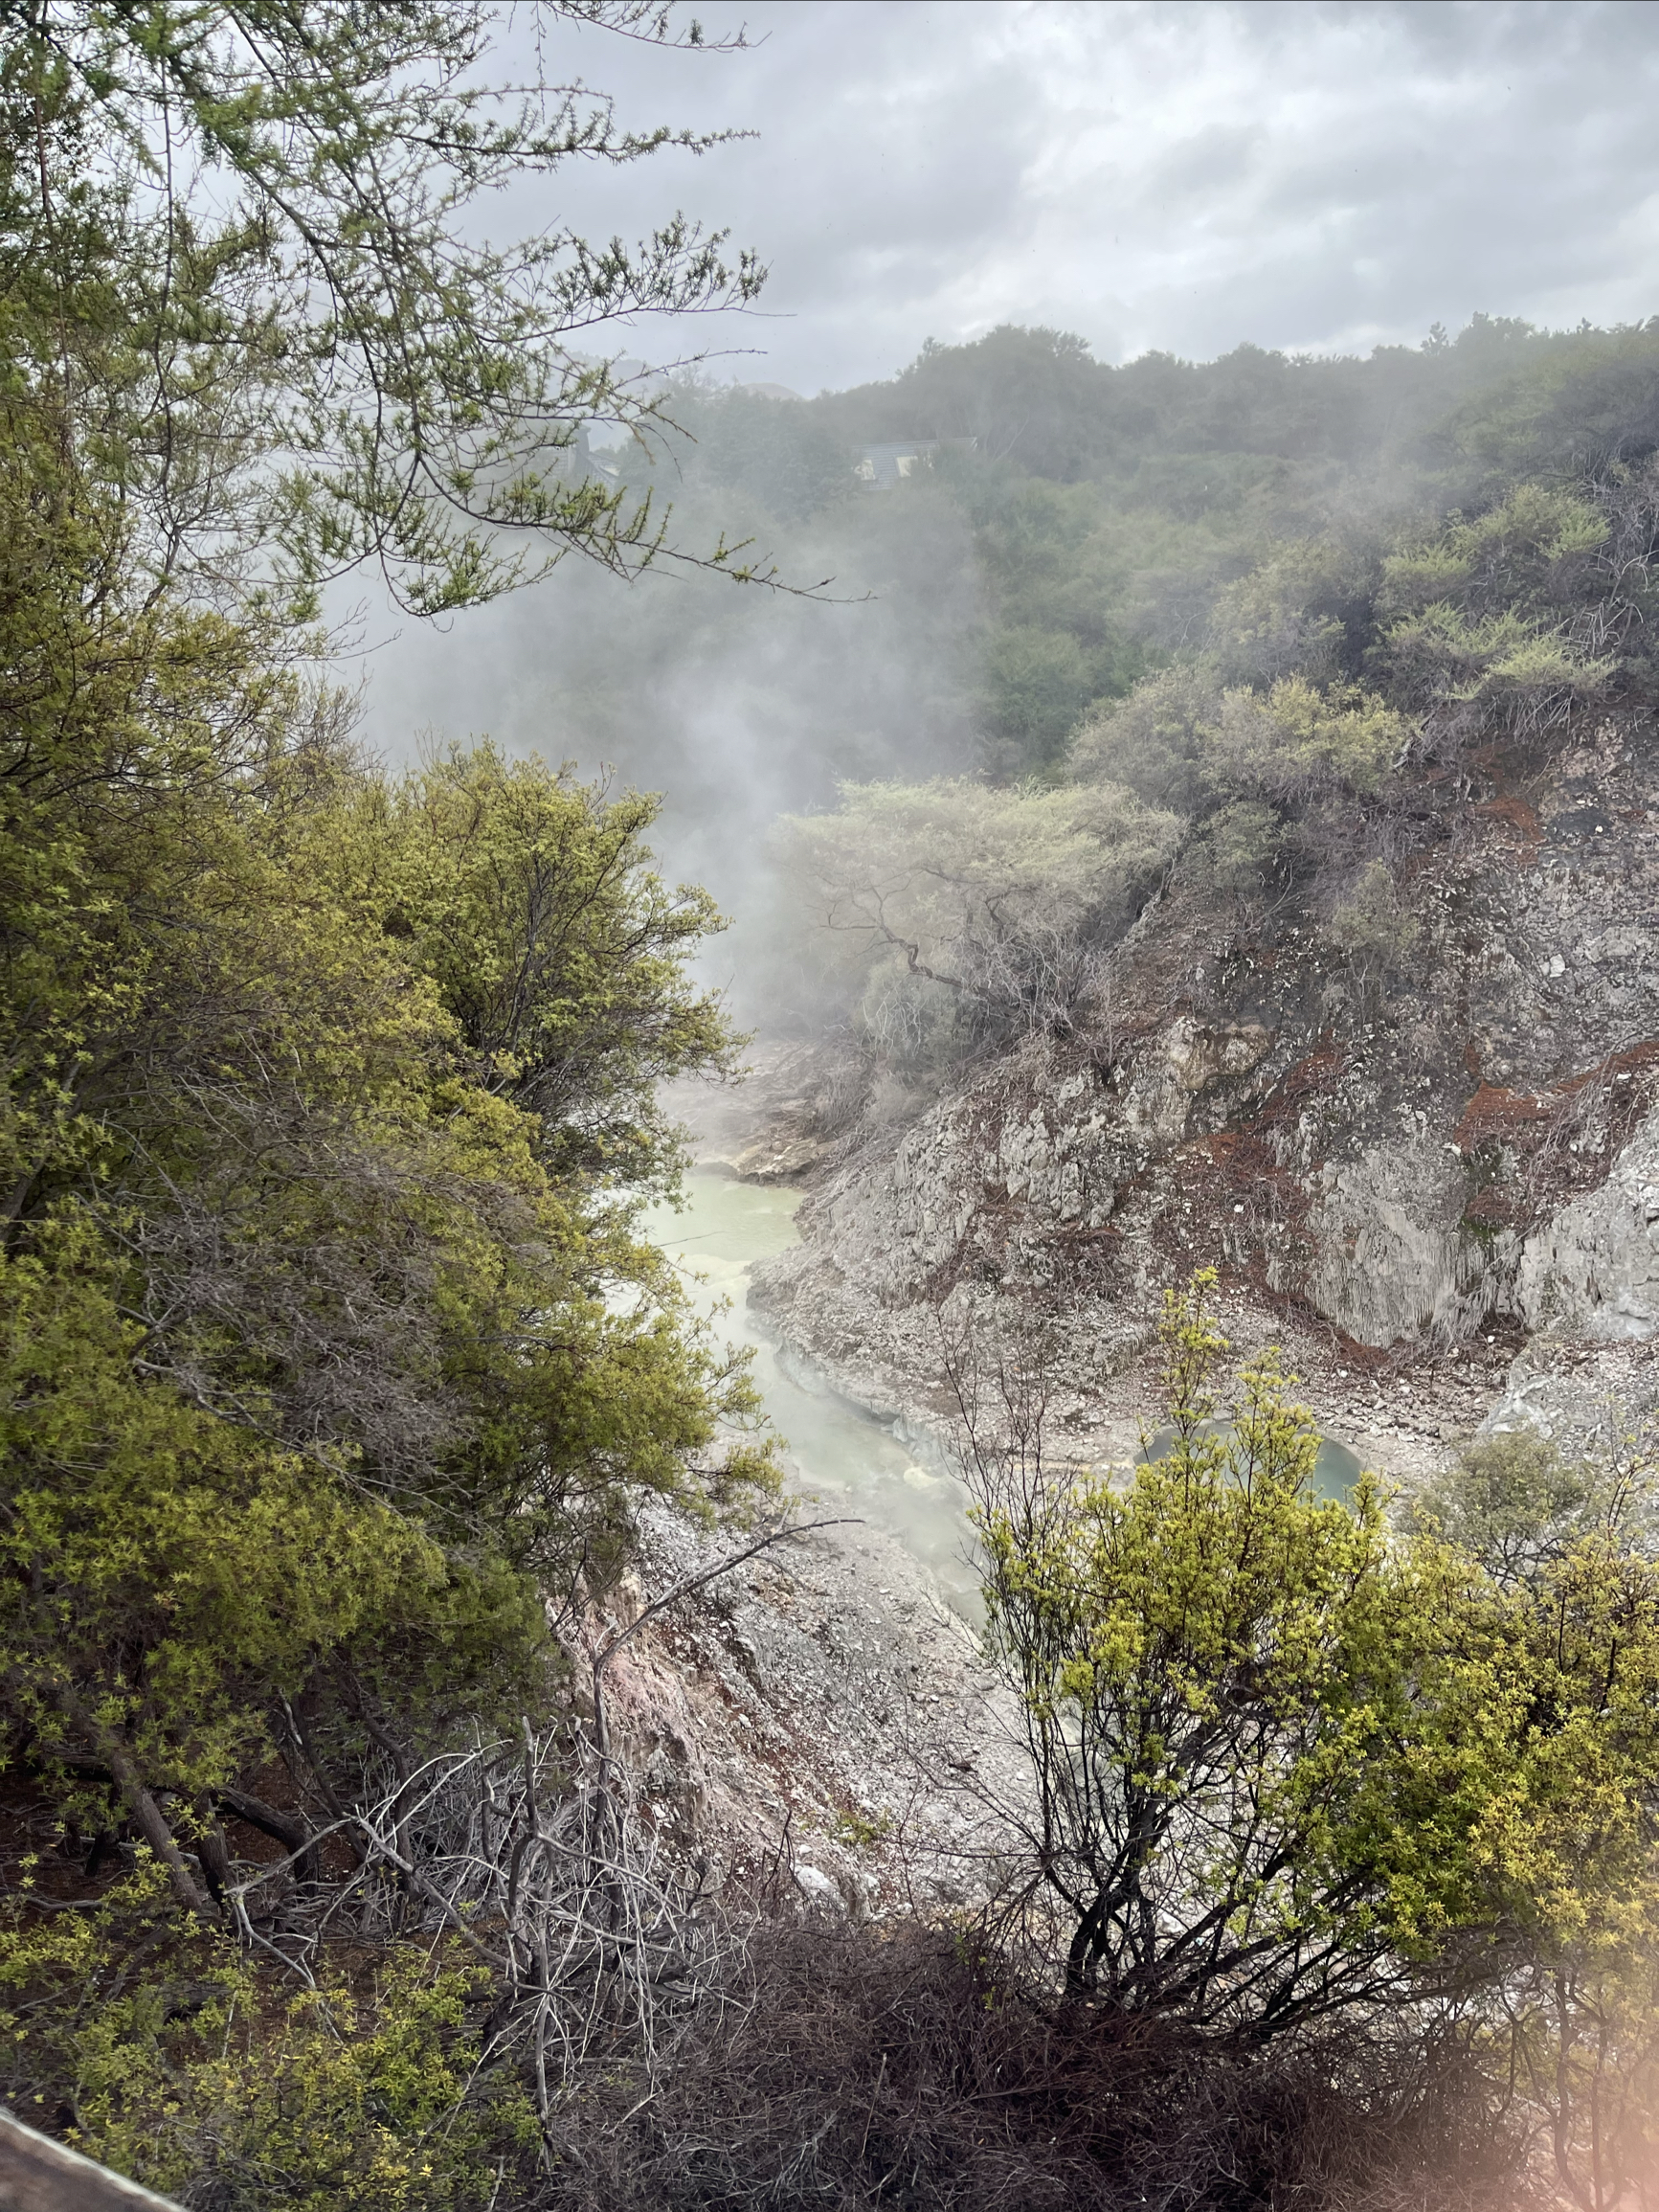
776,777,1179,1049
961,1274,1517,2033
960,1278,1659,2204
0,431,774,1892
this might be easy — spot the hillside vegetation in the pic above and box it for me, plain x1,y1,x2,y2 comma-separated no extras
8,5,1659,2207
678,318,1654,1071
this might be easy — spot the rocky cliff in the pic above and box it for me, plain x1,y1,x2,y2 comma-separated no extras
744,711,1659,1478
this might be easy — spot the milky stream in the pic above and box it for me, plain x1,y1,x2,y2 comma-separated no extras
642,1171,985,1619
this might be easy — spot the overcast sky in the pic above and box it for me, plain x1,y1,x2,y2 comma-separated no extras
530,0,1659,395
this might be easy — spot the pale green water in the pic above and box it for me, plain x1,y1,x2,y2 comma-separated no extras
1137,1424,1365,1503
642,1172,984,1618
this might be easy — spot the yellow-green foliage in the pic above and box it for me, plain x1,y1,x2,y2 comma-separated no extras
1379,600,1615,717
1379,484,1607,607
1178,798,1285,902
1408,1434,1659,2203
354,740,736,1191
0,1860,538,2209
1411,1431,1594,1591
1209,675,1409,797
1377,486,1618,721
0,422,775,1825
1068,665,1218,808
974,1272,1659,2038
1072,669,1408,813
1204,535,1369,687
1074,468,1632,846
0,1223,552,1816
1373,541,1476,605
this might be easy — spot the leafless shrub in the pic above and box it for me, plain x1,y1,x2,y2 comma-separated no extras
538,1919,1527,2212
210,1713,750,2182
214,1523,852,2170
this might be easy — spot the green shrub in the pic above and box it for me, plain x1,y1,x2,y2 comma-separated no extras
1325,858,1423,1000
1180,799,1286,901
0,1860,540,2211
1069,665,1218,811
1073,669,1408,815
1411,1431,1597,1591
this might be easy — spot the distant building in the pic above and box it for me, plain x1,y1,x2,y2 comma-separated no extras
852,437,975,487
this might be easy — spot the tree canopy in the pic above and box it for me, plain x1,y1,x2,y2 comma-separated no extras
1,0,770,613
0,408,773,1919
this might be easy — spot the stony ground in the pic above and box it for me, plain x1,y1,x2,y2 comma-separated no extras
582,1500,1031,1922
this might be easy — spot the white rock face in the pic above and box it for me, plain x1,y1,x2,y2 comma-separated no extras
750,713,1659,1405
792,1862,846,1916
1303,1137,1492,1347
1118,1017,1275,1147
1518,1106,1659,1340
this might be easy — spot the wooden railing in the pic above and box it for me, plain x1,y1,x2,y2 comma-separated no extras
0,2112,182,2212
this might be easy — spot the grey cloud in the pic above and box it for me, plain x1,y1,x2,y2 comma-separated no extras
1141,125,1270,210
464,2,1659,399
